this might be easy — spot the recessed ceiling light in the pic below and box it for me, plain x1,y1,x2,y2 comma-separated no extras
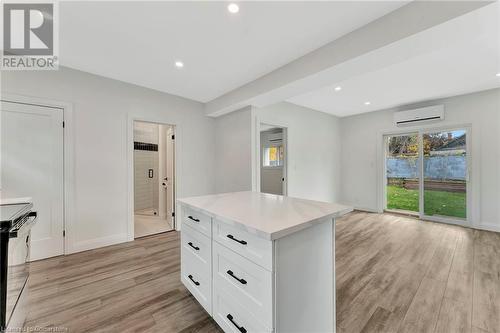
334,86,342,92
228,3,239,13
175,61,184,68
364,101,371,105
496,72,500,77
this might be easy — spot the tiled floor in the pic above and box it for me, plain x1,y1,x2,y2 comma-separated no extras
134,214,173,238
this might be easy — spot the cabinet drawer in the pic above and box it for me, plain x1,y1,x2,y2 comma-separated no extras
213,242,273,327
181,248,211,314
181,224,211,268
213,288,272,333
214,219,273,270
183,206,211,237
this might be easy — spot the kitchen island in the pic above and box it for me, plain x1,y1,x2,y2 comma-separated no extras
178,191,352,333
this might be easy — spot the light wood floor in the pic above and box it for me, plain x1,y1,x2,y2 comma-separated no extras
336,212,500,333
26,231,220,333
25,212,500,333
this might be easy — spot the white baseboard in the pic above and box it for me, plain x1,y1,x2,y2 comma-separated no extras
354,206,382,213
476,223,500,233
68,233,129,254
340,203,381,214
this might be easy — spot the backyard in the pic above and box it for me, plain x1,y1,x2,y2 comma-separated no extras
387,185,466,219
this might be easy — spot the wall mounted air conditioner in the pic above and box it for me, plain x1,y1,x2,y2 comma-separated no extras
394,105,444,126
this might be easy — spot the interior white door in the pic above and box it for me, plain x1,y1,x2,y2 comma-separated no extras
1,101,64,260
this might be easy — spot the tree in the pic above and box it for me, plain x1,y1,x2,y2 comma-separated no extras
387,135,418,156
388,133,454,156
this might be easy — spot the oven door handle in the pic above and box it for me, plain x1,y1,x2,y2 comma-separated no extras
9,211,37,238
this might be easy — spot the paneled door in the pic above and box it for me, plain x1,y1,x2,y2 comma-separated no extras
1,101,64,260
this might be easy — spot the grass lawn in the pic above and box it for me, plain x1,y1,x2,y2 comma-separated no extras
387,185,466,219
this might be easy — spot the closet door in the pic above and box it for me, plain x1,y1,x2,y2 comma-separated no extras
1,101,64,260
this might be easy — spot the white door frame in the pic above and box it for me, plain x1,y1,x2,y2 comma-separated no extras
1,93,76,254
378,122,478,228
254,118,288,196
127,115,179,241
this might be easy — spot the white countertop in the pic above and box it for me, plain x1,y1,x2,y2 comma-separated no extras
178,191,353,240
0,196,32,205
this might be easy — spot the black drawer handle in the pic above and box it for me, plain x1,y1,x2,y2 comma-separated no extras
188,242,200,251
227,270,247,285
227,314,247,333
188,216,200,222
188,274,200,286
227,234,247,245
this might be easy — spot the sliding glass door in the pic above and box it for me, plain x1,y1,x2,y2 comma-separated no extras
385,127,470,224
422,129,468,220
385,133,420,214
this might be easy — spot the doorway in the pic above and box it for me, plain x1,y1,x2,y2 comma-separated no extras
133,121,175,238
259,124,287,195
1,101,65,260
384,127,470,224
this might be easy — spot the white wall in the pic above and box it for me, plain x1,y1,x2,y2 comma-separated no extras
214,106,253,193
339,88,500,231
1,67,215,253
254,102,341,203
213,102,341,203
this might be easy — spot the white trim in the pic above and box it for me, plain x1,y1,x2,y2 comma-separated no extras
377,123,478,228
127,115,180,241
71,233,129,254
385,208,419,217
1,92,76,254
352,206,382,214
253,114,289,196
477,223,500,233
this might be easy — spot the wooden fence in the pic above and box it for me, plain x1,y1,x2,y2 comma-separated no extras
387,178,466,193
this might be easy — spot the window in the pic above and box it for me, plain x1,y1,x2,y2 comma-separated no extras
263,145,284,167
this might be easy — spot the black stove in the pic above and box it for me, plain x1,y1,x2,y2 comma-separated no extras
0,202,37,332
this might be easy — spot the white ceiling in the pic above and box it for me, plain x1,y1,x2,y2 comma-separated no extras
59,1,407,102
288,2,500,117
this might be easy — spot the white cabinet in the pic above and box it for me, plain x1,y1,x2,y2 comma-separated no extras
213,288,272,333
183,206,212,237
181,224,211,266
213,241,273,327
179,192,352,333
181,213,273,331
213,218,273,270
180,223,212,314
180,247,212,313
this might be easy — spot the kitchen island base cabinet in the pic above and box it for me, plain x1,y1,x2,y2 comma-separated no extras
213,288,272,333
180,223,212,314
179,191,351,333
274,219,335,333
